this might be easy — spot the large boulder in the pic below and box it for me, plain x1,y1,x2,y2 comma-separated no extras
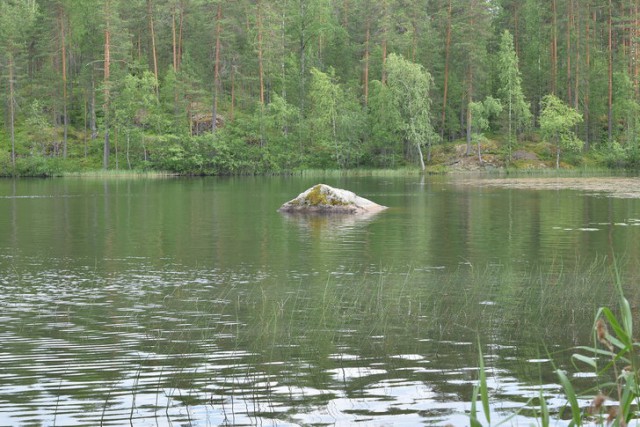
278,184,387,214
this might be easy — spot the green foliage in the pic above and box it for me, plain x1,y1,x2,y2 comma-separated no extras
0,0,638,173
612,72,640,148
469,97,502,161
470,97,503,136
0,0,38,51
497,30,532,159
0,150,13,176
385,53,436,169
540,94,583,169
24,100,56,155
13,156,64,177
562,268,640,426
366,80,403,168
306,67,365,169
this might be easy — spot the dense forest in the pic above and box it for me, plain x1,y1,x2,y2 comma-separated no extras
1,0,640,175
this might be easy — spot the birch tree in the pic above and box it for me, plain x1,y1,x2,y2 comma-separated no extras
385,53,435,170
469,97,502,163
540,94,582,169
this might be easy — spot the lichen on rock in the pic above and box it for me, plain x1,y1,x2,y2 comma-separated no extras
278,184,387,214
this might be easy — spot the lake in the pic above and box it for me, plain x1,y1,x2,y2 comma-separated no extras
1,175,639,426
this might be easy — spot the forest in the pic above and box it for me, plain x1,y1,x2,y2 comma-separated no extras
1,0,640,176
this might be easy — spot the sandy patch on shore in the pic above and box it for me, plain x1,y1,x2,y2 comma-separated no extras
461,177,640,198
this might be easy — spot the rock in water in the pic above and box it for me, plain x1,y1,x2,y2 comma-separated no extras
278,184,387,214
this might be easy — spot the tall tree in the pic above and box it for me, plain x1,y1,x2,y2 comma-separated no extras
57,1,69,158
462,0,491,155
440,0,453,141
212,2,222,132
608,0,614,141
497,29,532,162
308,67,343,166
0,0,38,167
385,53,435,170
147,0,159,84
103,0,113,169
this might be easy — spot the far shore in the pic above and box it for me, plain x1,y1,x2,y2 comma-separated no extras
458,176,640,199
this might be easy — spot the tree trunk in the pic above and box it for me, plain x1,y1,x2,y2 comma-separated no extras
178,1,184,70
410,0,418,61
381,0,388,83
608,0,613,142
114,126,119,170
148,0,158,82
566,0,573,103
258,0,266,147
466,104,472,156
172,5,178,73
551,0,558,95
299,0,306,117
83,93,88,158
59,5,68,159
441,0,452,141
584,8,593,150
363,20,370,106
103,0,112,170
342,0,349,28
212,3,222,132
574,3,580,110
280,0,287,101
9,53,16,168
416,141,425,171
514,4,519,56
465,62,473,156
91,75,97,140
633,0,640,97
230,64,236,122
257,0,265,106
126,131,131,170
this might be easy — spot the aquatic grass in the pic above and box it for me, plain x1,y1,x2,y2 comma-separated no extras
62,169,179,178
57,257,640,425
501,166,617,177
471,340,544,427
297,168,424,178
478,340,491,425
539,386,550,427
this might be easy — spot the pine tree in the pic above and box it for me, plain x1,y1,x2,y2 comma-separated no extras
0,0,38,167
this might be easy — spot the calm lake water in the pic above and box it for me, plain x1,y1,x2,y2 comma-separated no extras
1,175,640,426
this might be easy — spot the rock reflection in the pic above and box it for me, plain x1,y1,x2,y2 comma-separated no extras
280,210,386,234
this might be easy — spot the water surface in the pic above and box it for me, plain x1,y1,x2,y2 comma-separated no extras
1,175,639,425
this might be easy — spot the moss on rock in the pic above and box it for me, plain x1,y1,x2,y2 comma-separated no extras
278,184,386,214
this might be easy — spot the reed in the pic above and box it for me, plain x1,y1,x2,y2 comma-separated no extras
63,169,178,178
501,165,623,177
297,168,424,178
86,257,640,425
563,262,640,426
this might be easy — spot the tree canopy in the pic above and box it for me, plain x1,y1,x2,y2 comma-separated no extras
0,0,638,175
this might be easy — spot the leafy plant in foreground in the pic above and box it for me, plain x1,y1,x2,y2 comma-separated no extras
564,270,640,426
